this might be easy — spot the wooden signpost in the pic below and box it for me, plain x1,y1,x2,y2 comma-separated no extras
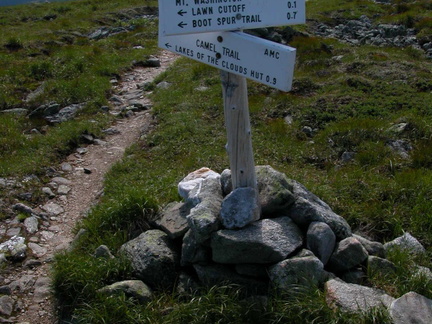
159,0,306,209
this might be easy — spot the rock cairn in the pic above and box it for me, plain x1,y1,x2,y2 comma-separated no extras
104,165,431,322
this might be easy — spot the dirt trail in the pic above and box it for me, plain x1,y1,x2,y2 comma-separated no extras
7,50,178,324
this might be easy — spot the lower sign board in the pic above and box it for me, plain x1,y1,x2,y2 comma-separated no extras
159,30,296,91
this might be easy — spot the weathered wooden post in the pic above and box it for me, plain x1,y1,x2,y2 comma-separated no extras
220,71,257,191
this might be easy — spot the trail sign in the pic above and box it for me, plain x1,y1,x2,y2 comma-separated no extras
160,0,306,35
158,0,306,215
159,30,296,91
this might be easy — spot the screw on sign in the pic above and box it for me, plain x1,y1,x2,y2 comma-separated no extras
160,0,305,35
159,0,306,216
159,30,296,91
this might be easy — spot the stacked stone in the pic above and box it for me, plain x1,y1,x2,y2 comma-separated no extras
113,166,432,321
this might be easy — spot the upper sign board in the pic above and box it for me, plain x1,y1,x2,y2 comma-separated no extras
159,29,296,91
159,0,306,35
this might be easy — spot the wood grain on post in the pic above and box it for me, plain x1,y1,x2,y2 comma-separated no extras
221,71,257,191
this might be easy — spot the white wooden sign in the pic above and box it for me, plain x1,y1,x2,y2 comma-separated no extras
159,30,296,91
160,0,306,35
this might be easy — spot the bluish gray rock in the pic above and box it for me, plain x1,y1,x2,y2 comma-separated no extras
211,217,303,264
57,185,71,195
0,108,28,116
24,216,39,234
307,222,336,265
0,236,27,262
390,292,432,324
221,165,294,216
98,280,153,304
386,139,412,159
33,276,51,303
289,180,352,240
178,168,220,201
51,177,72,186
156,202,190,239
12,203,35,216
0,295,14,316
187,200,222,244
325,279,394,313
414,266,432,282
269,255,326,288
384,232,426,256
42,187,56,198
120,230,179,289
328,237,368,272
220,187,260,229
256,165,295,216
41,202,64,216
0,254,7,268
94,245,115,259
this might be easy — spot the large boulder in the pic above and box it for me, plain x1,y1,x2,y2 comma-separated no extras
256,165,295,216
187,200,222,244
269,255,327,288
389,292,432,324
327,237,368,272
178,168,220,202
288,180,352,240
219,187,260,229
120,230,179,289
24,216,39,234
307,222,336,265
155,202,190,239
325,279,394,313
211,217,303,264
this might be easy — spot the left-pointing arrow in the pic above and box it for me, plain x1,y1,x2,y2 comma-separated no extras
165,43,172,48
178,22,187,28
177,9,187,16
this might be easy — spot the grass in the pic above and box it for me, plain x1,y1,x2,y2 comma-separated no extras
0,0,431,322
0,0,160,217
